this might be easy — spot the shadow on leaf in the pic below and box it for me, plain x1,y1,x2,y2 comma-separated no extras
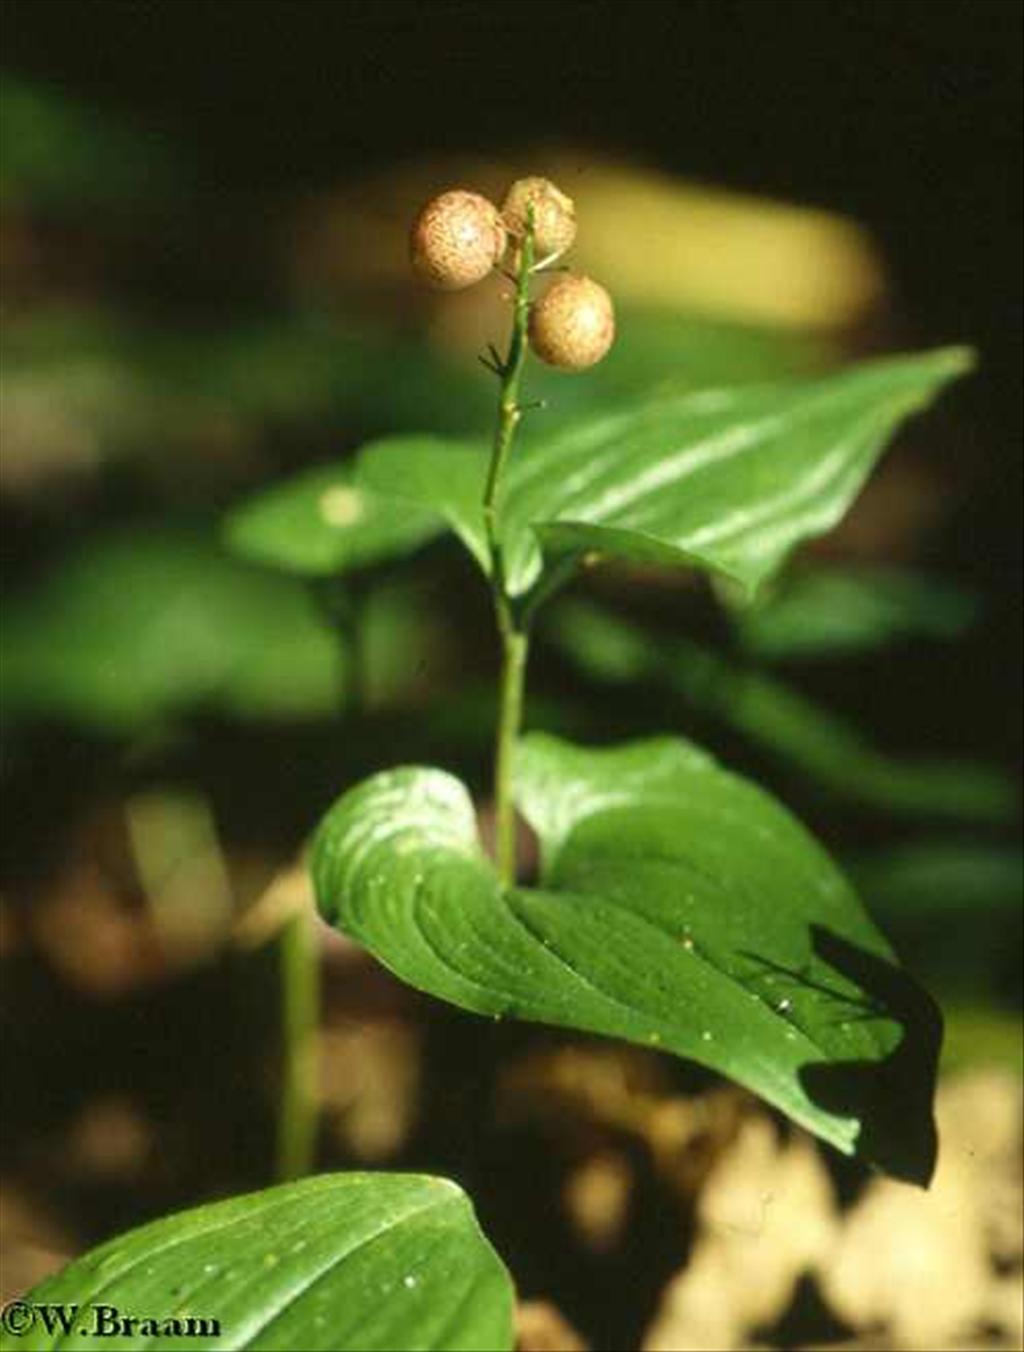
799,926,942,1186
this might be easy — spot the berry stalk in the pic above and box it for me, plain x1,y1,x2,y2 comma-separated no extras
484,214,536,887
482,217,535,572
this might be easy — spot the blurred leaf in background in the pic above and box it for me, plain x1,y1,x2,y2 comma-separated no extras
849,841,1023,1005
0,306,837,503
0,312,490,498
546,597,1017,825
223,462,444,578
1,527,347,732
732,564,980,661
0,74,189,211
1,525,447,737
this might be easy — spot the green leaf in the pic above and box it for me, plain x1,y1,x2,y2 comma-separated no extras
224,463,444,577
354,349,972,602
3,1174,514,1352
733,565,979,660
355,436,492,576
503,348,973,598
546,600,1016,824
1,527,346,732
314,735,941,1183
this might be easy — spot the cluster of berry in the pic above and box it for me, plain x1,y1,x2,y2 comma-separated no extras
410,176,615,371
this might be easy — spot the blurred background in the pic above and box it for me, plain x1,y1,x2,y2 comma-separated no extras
1,3,1021,1349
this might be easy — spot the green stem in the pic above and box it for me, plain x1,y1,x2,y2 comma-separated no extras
484,220,536,888
313,575,367,712
494,626,529,886
483,227,535,576
276,573,350,1182
277,904,319,1180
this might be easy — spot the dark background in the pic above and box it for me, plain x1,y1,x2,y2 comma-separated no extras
5,0,1019,381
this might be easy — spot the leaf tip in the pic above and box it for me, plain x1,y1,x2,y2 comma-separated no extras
927,343,977,382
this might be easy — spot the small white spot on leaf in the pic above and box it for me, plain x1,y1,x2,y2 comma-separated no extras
319,485,365,528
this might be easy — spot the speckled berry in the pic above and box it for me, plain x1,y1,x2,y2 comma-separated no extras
409,189,507,290
528,275,615,370
501,176,577,261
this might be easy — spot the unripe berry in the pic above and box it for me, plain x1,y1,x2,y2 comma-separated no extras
501,176,577,260
409,189,507,290
528,275,615,371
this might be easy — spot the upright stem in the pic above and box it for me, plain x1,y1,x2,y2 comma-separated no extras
484,221,536,888
494,627,528,886
276,895,320,1181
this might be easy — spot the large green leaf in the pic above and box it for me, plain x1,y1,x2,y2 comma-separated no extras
223,463,444,577
546,600,1016,823
1,527,346,732
314,735,941,1182
356,349,972,603
502,348,972,598
2,1174,513,1352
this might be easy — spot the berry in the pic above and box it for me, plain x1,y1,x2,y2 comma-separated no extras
409,189,507,290
501,176,577,261
528,275,615,370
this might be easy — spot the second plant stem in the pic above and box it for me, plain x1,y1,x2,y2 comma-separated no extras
278,571,365,1183
485,222,535,888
